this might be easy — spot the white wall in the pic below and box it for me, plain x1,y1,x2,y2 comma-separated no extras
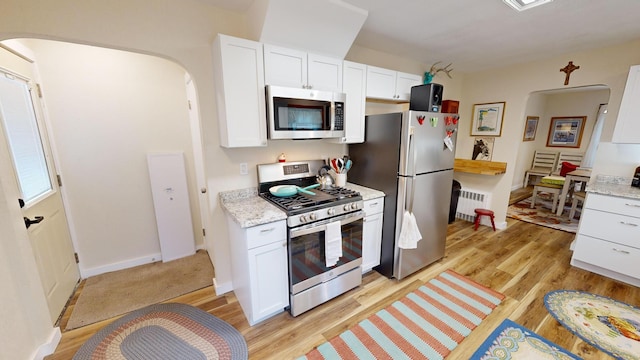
20,39,202,276
512,88,610,189
0,46,60,360
457,40,640,227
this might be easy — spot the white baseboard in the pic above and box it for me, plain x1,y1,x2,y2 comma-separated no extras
80,252,162,278
32,327,61,360
80,246,208,278
213,277,233,295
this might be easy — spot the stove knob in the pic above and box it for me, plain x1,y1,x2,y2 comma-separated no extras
327,208,335,216
299,215,307,223
351,203,358,210
309,213,317,221
343,204,351,211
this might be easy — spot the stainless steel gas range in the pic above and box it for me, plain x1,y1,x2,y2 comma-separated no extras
258,160,363,316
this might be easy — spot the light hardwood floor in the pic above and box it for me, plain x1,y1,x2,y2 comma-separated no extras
47,217,636,359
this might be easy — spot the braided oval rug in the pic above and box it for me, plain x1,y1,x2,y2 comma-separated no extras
73,303,247,360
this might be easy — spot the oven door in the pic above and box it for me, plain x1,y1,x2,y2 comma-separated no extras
288,210,363,295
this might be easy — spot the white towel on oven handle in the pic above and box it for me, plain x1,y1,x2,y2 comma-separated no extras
325,221,342,267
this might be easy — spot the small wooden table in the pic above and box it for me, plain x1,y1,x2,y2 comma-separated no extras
555,169,592,216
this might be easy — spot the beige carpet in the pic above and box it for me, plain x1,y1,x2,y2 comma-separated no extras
66,250,214,330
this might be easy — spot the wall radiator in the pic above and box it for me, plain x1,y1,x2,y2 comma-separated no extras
456,188,491,223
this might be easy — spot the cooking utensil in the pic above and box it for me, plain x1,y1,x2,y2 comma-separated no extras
344,159,352,172
269,184,320,197
269,185,298,197
336,158,344,173
297,186,316,195
298,183,320,195
331,158,339,173
317,165,334,189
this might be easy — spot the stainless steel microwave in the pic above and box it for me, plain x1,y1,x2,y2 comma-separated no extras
266,85,346,140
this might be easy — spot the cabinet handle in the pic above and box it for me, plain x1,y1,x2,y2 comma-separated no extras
619,221,638,227
260,227,275,233
625,203,640,208
368,202,378,207
612,248,631,255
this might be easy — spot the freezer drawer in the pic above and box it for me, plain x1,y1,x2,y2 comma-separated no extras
394,170,452,279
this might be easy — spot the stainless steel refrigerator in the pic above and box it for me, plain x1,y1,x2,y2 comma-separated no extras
348,110,458,279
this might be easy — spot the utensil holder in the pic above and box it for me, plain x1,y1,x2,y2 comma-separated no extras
334,173,347,187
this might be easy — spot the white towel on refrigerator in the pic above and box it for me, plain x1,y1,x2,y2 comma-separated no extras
325,221,342,267
398,211,422,249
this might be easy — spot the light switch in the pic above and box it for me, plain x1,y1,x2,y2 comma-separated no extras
240,163,248,175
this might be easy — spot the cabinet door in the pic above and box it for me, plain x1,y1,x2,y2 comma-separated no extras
366,65,397,100
248,240,289,324
362,212,383,273
308,53,343,92
264,44,307,88
613,65,640,143
395,71,423,101
332,61,366,144
213,34,267,147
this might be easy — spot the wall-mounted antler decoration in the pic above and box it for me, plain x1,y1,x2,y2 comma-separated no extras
429,61,453,78
424,61,453,84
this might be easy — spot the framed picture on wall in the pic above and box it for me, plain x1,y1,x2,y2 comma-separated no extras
472,137,495,161
523,116,539,141
471,102,505,136
546,116,586,148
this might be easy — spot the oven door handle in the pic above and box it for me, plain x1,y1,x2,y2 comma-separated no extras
289,211,363,238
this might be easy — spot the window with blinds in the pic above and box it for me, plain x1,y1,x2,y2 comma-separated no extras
0,71,52,204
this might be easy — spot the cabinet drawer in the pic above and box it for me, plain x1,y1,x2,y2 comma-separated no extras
246,221,286,249
579,209,640,249
573,235,640,279
363,198,384,216
585,193,640,218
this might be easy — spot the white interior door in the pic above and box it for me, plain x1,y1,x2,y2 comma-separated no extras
0,67,79,324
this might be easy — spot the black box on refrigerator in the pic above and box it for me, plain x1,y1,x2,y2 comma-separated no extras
410,83,443,112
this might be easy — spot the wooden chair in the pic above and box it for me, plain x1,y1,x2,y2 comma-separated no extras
555,151,584,176
569,191,587,220
523,150,559,187
531,152,585,212
531,180,563,213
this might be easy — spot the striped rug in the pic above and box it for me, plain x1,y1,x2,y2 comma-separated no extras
299,269,505,360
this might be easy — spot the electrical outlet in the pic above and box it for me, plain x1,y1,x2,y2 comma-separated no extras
240,163,248,175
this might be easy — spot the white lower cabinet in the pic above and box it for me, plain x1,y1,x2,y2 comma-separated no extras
362,197,384,273
226,218,289,325
571,193,640,287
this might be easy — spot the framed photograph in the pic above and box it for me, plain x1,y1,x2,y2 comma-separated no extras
523,116,539,141
546,116,586,148
471,102,505,136
472,137,495,161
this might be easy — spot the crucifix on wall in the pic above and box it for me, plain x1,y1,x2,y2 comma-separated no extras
560,61,580,85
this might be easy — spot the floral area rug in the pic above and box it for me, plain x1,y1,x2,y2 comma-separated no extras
545,290,640,360
507,195,578,233
469,318,580,359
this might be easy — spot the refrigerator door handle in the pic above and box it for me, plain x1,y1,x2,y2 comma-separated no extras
407,129,417,213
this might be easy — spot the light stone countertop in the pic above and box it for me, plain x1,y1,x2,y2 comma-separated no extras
219,183,385,228
586,175,640,200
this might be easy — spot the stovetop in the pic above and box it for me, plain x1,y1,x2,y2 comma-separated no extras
256,160,363,223
259,185,361,216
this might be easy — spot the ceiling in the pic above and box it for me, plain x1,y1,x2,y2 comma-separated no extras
197,0,640,72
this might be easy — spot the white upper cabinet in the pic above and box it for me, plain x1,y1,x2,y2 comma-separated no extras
330,61,366,144
264,44,343,92
366,65,422,101
612,65,640,143
212,34,267,148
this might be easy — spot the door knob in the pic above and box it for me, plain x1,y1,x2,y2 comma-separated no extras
24,216,44,229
